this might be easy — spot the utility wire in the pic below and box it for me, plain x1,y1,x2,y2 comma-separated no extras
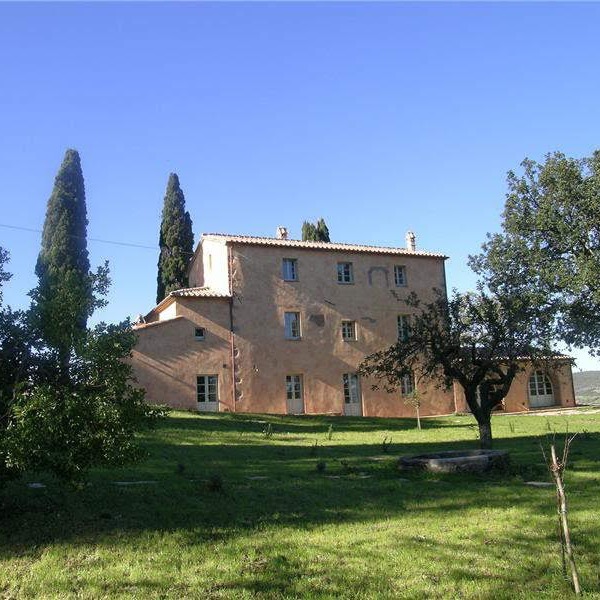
0,223,196,255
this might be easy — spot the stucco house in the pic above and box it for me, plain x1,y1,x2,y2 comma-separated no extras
131,229,576,417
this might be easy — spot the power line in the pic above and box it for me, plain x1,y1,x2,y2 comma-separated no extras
0,222,194,255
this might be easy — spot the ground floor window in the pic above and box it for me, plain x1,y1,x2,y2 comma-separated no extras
343,373,360,403
528,370,555,407
286,375,303,401
286,374,304,414
400,371,415,396
197,375,218,403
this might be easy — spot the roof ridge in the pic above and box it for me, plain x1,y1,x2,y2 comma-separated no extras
201,233,447,258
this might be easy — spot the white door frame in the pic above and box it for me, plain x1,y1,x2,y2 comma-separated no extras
528,370,555,408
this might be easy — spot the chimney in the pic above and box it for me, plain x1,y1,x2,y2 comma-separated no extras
405,230,416,251
276,226,289,240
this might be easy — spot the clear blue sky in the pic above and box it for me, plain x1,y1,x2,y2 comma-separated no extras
1,2,599,369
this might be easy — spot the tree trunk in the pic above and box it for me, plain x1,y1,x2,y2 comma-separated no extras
478,420,493,449
416,406,421,430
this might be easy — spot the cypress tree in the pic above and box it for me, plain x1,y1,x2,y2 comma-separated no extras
31,149,92,375
301,221,317,241
316,218,330,242
302,218,330,242
156,173,194,303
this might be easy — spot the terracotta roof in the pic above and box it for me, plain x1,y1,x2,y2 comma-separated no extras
202,233,447,259
169,287,231,299
146,286,231,319
133,316,184,330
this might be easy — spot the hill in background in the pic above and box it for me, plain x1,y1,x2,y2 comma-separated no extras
573,370,600,405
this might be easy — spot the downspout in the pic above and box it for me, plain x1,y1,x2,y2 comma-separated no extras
228,244,237,412
568,360,577,407
441,257,449,300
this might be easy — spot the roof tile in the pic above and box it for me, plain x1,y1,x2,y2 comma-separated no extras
202,233,447,258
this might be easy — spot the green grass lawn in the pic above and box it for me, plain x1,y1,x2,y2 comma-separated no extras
2,410,599,599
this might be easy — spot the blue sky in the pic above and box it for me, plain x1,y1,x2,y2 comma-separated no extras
1,2,599,369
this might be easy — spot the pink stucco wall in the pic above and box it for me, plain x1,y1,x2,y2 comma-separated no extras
132,236,575,417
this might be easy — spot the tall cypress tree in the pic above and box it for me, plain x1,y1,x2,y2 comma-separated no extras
302,218,330,242
316,218,330,242
156,173,194,303
301,221,317,241
31,149,92,375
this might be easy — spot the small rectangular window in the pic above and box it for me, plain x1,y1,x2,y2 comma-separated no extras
282,258,298,281
341,320,356,341
284,312,301,339
400,372,415,396
194,327,205,340
197,375,218,403
337,262,354,284
397,314,411,342
394,265,407,287
343,373,360,404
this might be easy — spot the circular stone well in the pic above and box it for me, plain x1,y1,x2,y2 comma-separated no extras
398,450,509,474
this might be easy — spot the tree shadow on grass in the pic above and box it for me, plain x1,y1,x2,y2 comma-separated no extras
163,412,471,436
1,416,598,597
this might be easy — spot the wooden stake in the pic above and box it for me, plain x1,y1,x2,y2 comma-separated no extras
544,436,581,595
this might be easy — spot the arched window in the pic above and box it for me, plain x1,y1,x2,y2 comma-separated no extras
528,370,555,408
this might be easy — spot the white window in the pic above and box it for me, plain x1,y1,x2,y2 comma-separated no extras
282,258,298,281
341,320,356,341
286,375,303,401
194,327,205,340
394,265,407,287
284,312,301,339
286,374,304,414
400,372,415,396
337,262,354,284
397,314,411,342
529,371,553,397
197,375,218,403
343,373,361,404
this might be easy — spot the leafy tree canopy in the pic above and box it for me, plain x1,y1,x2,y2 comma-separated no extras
156,173,194,303
359,290,559,448
471,150,600,352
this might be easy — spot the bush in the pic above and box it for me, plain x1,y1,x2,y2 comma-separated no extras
4,322,165,483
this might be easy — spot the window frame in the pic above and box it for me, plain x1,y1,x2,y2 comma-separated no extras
282,258,298,282
341,320,357,341
197,374,218,403
286,374,303,401
529,370,553,397
394,264,407,287
337,262,354,284
397,314,411,342
284,311,301,340
343,373,361,404
400,371,415,396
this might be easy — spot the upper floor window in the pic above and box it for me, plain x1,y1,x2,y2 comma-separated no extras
341,320,357,341
194,327,205,340
394,265,407,287
282,258,298,281
397,314,411,342
284,312,301,340
400,371,415,396
337,262,354,284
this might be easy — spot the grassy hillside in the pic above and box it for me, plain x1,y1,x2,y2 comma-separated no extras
573,370,600,404
1,411,599,599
